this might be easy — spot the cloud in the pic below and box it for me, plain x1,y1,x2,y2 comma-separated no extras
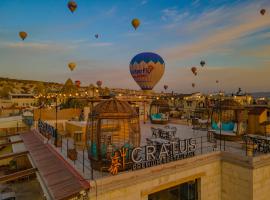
104,6,117,16
141,0,148,5
161,7,189,23
191,0,200,7
159,7,270,61
87,42,113,47
2,42,76,51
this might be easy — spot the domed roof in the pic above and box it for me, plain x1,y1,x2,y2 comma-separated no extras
92,98,138,118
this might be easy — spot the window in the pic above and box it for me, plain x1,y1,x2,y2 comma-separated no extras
148,179,199,200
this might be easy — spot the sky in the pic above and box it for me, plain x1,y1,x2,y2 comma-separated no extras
0,0,270,94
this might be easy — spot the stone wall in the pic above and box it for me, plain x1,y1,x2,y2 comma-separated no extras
89,152,221,200
88,152,270,200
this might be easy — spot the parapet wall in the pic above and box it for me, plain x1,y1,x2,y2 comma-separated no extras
89,151,270,200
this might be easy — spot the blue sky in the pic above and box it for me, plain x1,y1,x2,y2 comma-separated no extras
0,0,270,93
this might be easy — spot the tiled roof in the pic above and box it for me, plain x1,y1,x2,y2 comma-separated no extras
20,131,89,200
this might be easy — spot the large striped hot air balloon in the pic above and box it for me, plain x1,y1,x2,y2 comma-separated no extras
130,52,165,91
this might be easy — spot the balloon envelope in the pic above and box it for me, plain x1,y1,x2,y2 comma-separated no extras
75,80,81,87
130,52,165,91
131,19,140,30
68,1,77,13
96,80,102,87
19,31,27,40
68,62,76,71
191,67,197,75
200,60,205,67
260,9,266,15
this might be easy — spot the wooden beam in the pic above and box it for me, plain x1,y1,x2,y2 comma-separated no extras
0,140,23,148
0,168,37,183
0,151,29,160
0,134,20,140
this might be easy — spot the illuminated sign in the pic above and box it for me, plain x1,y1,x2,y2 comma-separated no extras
38,120,57,138
109,138,196,175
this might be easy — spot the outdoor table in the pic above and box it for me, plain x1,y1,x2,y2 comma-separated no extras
161,127,177,138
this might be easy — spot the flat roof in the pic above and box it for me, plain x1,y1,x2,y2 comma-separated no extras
20,131,89,200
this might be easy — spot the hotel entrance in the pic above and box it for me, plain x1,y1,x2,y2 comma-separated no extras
148,179,199,200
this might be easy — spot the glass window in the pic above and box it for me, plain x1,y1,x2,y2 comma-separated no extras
148,179,199,200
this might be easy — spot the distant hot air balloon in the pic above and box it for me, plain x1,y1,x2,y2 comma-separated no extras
68,62,76,71
95,34,99,39
192,83,195,88
216,80,219,84
131,18,140,30
19,31,28,40
68,1,77,13
191,67,197,76
164,85,168,90
75,80,81,87
96,80,102,87
200,60,206,67
130,52,165,91
260,9,266,16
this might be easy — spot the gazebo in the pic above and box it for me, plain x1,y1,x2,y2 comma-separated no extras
211,99,247,140
86,98,141,170
150,99,170,124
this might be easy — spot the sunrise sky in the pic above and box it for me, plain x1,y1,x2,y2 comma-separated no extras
0,0,270,93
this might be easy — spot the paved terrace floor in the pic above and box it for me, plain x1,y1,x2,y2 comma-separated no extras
41,121,248,181
20,130,90,200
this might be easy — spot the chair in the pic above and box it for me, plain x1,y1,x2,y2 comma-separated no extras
146,138,153,145
151,127,157,138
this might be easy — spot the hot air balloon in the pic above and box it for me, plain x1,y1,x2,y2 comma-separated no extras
191,67,197,76
260,9,266,16
216,80,219,84
130,52,165,91
131,18,140,30
200,60,205,67
19,31,27,40
75,80,81,88
96,80,102,87
68,1,77,13
95,34,99,39
164,85,168,90
192,83,195,88
68,62,76,71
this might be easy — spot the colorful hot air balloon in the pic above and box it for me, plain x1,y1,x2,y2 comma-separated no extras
68,1,77,13
130,52,165,91
68,62,76,71
96,80,102,87
192,83,195,88
200,60,205,67
260,9,266,16
95,34,99,39
164,85,168,90
191,67,197,76
131,18,140,30
19,31,27,40
75,80,81,88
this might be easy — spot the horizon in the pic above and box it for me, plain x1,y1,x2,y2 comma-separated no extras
0,0,270,93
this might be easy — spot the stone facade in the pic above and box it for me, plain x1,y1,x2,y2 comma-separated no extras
88,152,270,200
